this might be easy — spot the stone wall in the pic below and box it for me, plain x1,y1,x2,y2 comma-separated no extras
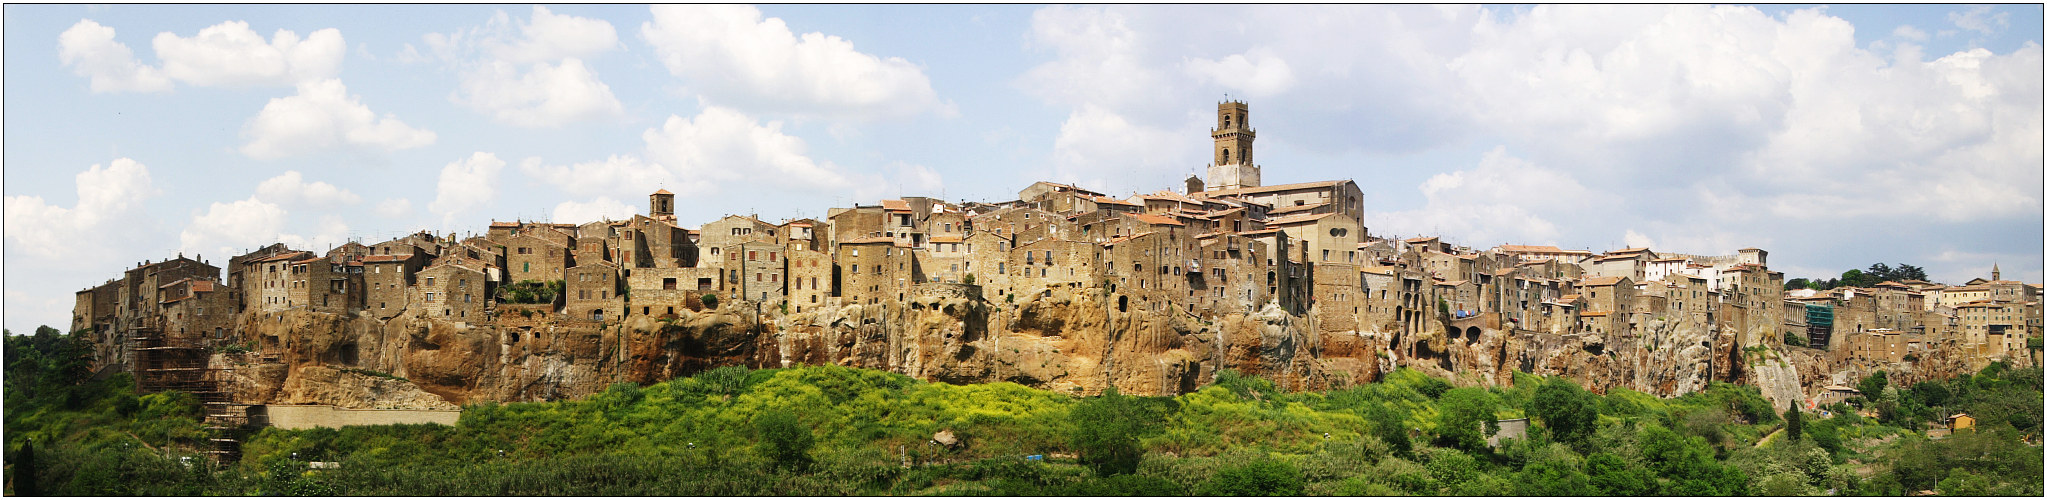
263,404,461,430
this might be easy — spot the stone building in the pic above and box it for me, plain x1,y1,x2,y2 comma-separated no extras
363,252,427,320
497,227,573,285
566,259,621,322
157,278,235,346
1194,232,1270,314
284,254,363,314
252,251,313,313
417,261,488,323
723,241,788,305
620,214,698,269
785,245,833,313
836,238,909,306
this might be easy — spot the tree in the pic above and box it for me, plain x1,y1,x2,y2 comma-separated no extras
1365,403,1413,458
1195,458,1304,496
1584,452,1657,496
754,409,814,470
1858,371,1889,401
1530,377,1599,448
1515,457,1595,496
15,438,37,496
1783,407,1803,442
1433,388,1501,451
1068,387,1155,476
1783,278,1812,290
700,293,719,310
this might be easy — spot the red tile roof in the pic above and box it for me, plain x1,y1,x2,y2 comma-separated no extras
1128,213,1184,227
1198,179,1349,197
1581,276,1626,286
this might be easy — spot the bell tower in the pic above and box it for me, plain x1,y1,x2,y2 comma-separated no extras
1207,100,1260,190
650,189,675,219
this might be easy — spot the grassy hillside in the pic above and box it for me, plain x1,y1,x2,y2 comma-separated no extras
5,325,2041,495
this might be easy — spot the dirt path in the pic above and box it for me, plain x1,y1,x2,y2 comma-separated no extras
1754,427,1784,448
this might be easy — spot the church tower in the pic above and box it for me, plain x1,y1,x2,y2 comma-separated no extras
1206,100,1260,191
1993,262,2001,281
650,189,675,220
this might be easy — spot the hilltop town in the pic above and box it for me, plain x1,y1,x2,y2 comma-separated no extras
71,102,2041,457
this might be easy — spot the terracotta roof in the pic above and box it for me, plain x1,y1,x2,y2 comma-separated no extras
1203,207,1245,219
1197,179,1349,197
1092,195,1142,207
1104,231,1156,246
362,254,412,263
1653,257,1689,262
1581,276,1625,286
1266,212,1336,226
1267,202,1328,215
1557,294,1582,303
1139,190,1202,205
1497,244,1563,253
1494,267,1519,275
842,237,896,245
1238,228,1281,237
1405,236,1438,243
653,188,673,195
1360,266,1397,275
1194,231,1227,239
881,199,912,212
253,251,312,263
489,221,519,228
1579,311,1611,317
1128,213,1184,227
786,222,812,227
930,235,963,243
1436,279,1468,286
1456,254,1478,261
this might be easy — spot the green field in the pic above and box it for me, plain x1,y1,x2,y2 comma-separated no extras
6,325,2041,495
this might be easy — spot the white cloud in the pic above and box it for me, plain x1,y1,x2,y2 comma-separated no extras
489,6,619,64
640,5,944,119
1047,104,1201,194
240,78,436,159
642,106,850,192
1368,147,1606,246
521,154,688,198
1621,230,1657,250
1893,25,1929,41
254,170,361,208
374,198,413,218
550,197,638,224
887,162,946,194
432,6,624,127
428,152,507,226
178,197,288,257
1185,49,1297,98
57,19,172,93
152,20,344,87
3,158,160,260
1949,5,2010,36
455,58,622,127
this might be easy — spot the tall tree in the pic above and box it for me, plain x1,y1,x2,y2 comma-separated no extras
1783,407,1803,442
1530,377,1600,448
1069,387,1157,476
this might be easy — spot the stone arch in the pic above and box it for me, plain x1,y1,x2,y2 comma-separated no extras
1466,326,1482,345
1222,149,1231,164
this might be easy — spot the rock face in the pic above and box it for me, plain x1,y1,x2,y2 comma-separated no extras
218,282,2000,409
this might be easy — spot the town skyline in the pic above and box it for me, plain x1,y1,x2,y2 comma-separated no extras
5,4,2043,333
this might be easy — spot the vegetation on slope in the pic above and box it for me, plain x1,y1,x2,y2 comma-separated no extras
5,325,2041,495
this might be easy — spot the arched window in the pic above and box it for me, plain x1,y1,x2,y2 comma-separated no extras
1222,149,1231,164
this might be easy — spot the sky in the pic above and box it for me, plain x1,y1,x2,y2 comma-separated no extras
4,4,2042,333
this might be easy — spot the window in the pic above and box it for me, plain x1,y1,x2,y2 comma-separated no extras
769,252,777,261
664,278,677,290
426,292,436,302
749,251,757,261
426,277,435,286
852,264,859,274
711,247,720,255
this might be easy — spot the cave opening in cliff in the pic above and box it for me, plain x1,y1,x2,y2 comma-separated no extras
338,342,358,366
1466,326,1481,345
1118,295,1128,313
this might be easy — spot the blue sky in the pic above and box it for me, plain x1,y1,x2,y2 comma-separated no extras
4,4,2042,333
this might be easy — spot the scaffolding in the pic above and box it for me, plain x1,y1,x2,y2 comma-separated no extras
132,320,252,462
